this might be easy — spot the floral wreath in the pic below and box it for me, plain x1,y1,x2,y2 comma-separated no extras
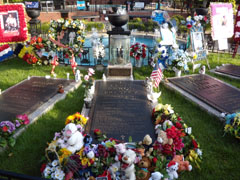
0,4,28,44
48,18,86,58
130,42,147,60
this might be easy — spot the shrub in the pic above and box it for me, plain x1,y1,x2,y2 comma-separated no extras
84,21,105,32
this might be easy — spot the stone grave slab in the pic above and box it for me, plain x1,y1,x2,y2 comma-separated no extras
86,80,155,142
168,74,240,114
215,64,240,77
0,77,74,121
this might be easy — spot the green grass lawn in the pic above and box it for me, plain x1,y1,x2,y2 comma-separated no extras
0,54,240,179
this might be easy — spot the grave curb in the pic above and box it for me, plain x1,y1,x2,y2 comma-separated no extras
210,65,240,80
163,74,226,119
0,77,81,153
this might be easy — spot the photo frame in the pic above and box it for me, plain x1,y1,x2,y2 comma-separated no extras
0,4,28,44
210,3,233,40
190,28,207,60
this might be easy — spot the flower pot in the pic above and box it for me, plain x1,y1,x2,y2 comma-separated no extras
175,69,181,77
84,98,92,109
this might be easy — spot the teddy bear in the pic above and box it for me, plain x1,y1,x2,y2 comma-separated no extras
114,143,126,161
166,161,179,180
172,155,192,172
136,156,153,180
121,149,137,180
149,172,164,180
156,130,173,145
61,123,84,154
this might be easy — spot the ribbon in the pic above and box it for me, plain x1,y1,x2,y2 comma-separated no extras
50,55,59,74
188,149,201,169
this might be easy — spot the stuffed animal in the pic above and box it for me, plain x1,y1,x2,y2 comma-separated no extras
172,155,192,172
136,156,152,180
149,172,164,180
142,134,152,146
157,130,173,145
114,143,126,161
166,161,179,180
121,149,137,180
63,123,84,154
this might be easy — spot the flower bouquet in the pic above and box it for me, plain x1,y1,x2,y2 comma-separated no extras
224,113,240,139
130,42,147,67
0,114,30,148
82,68,95,108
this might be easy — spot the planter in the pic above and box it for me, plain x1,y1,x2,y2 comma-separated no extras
135,58,142,67
175,69,182,77
84,98,92,109
26,9,40,20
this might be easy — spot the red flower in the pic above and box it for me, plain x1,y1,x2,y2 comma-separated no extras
94,129,101,135
177,117,182,121
2,126,8,132
187,24,192,29
175,122,182,129
40,163,46,173
142,53,146,58
174,138,184,151
152,157,158,164
37,37,42,43
162,144,175,156
136,55,140,60
192,139,198,149
130,52,133,56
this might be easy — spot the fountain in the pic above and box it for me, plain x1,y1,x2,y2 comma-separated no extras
106,8,132,79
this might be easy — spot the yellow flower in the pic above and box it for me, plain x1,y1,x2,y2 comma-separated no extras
81,116,87,125
58,148,72,163
76,147,84,159
77,36,82,41
77,30,82,34
155,104,163,111
164,110,169,115
65,115,75,124
193,54,198,60
81,157,89,166
81,39,85,43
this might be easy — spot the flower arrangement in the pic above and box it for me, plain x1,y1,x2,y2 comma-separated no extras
130,42,147,60
185,15,208,30
167,49,191,71
65,112,88,127
0,114,30,148
82,68,95,104
48,18,86,58
224,113,240,139
41,103,202,180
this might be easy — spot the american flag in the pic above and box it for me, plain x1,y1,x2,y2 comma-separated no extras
150,64,163,88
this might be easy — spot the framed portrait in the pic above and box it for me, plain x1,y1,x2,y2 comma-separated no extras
190,28,207,60
210,3,233,40
0,4,28,43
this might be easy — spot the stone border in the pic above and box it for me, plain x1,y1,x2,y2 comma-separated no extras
163,74,238,120
0,76,81,152
210,64,240,80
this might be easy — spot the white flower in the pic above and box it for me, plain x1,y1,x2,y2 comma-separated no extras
55,170,65,180
198,15,203,20
163,120,173,130
185,127,192,135
194,16,199,21
88,68,95,76
51,160,59,167
43,166,51,176
197,148,202,156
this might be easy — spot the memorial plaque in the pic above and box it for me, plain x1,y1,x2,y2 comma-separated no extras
0,77,73,121
87,81,155,142
215,64,240,77
169,74,240,114
108,68,131,76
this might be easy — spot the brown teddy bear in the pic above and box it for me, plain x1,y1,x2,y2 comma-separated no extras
157,130,173,145
136,156,154,180
172,155,192,172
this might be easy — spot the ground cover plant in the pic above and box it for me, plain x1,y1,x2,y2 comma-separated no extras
0,53,240,179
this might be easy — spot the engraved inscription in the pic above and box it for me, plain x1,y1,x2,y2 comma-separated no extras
0,77,73,121
87,81,155,142
216,64,240,77
169,74,240,113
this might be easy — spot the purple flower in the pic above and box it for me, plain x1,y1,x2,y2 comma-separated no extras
54,132,61,140
0,121,15,133
15,120,21,127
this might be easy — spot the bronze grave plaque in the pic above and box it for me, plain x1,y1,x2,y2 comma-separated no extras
0,77,73,121
86,80,155,142
169,74,240,114
215,64,240,77
108,68,131,77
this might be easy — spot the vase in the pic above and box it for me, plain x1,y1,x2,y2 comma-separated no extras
175,69,181,77
135,58,142,67
84,98,92,109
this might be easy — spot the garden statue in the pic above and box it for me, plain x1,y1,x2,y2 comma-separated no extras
75,69,81,82
69,31,76,46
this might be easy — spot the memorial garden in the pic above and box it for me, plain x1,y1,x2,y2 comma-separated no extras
0,1,240,180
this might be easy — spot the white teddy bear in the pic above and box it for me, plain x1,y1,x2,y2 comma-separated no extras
166,161,179,180
121,149,137,180
149,171,164,180
60,123,84,154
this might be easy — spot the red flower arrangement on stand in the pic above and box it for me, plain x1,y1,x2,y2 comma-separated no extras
130,42,147,67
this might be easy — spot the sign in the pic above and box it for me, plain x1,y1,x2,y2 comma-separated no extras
210,3,233,40
0,4,28,43
134,2,144,9
77,1,86,10
25,1,39,9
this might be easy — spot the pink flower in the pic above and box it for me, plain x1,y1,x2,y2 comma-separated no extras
88,68,95,76
84,75,89,81
2,126,8,132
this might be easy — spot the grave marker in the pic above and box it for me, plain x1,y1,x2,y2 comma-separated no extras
86,80,155,142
